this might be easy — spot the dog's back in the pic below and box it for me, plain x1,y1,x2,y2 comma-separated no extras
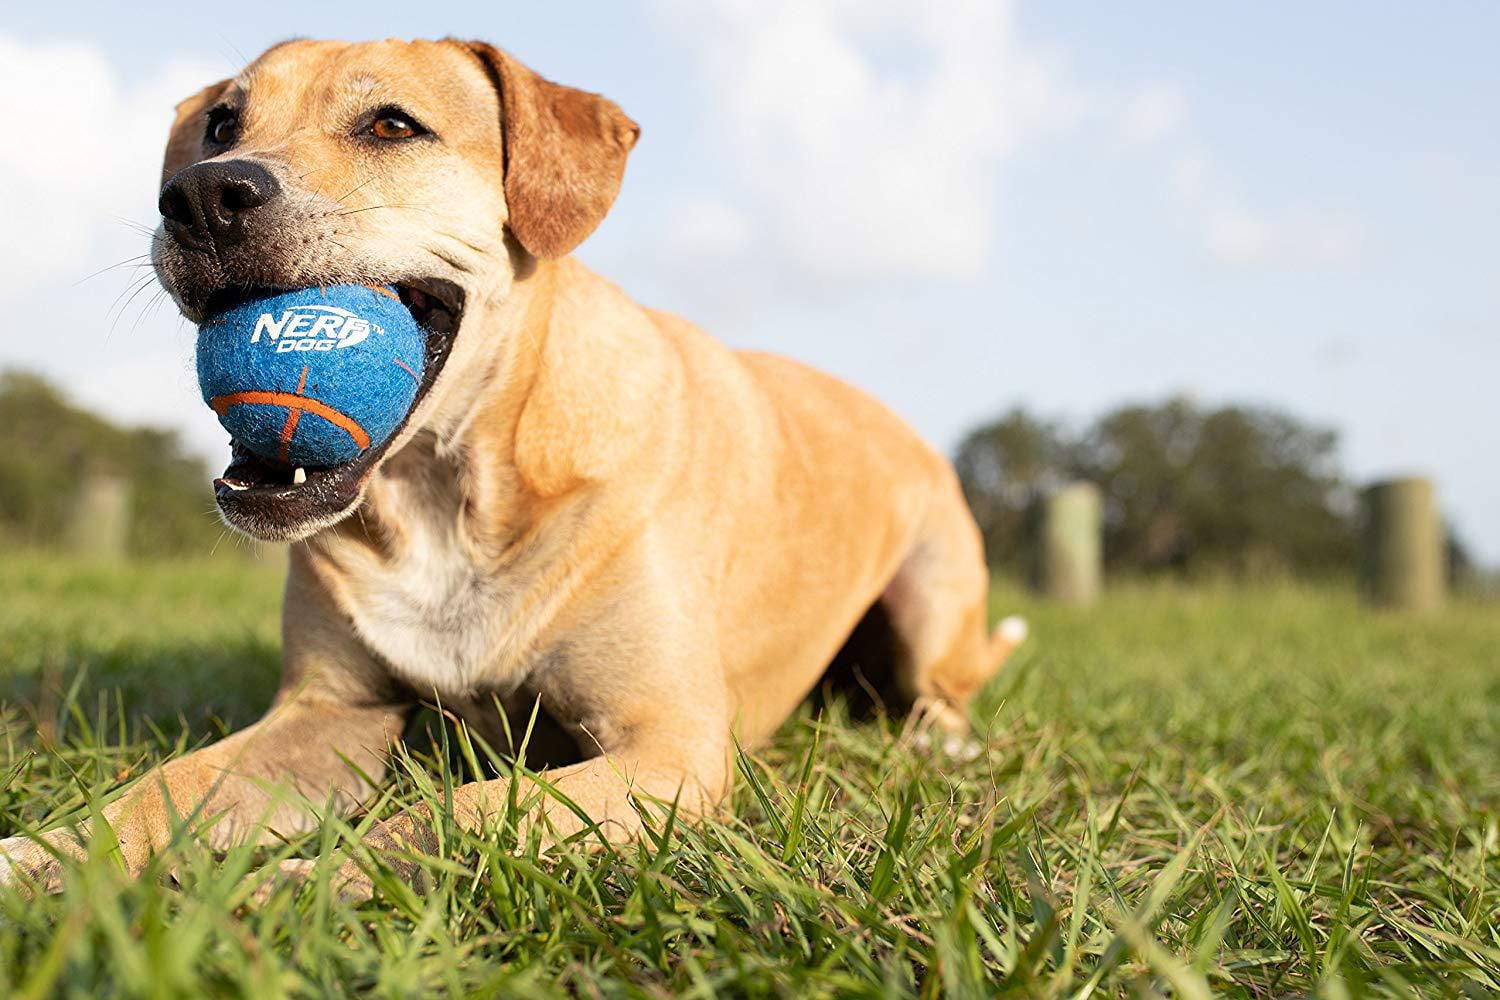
640,302,988,741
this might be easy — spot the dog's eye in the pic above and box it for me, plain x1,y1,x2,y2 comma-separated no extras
369,112,425,141
205,107,239,147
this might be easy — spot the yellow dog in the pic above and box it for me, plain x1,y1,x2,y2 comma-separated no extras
1,38,1023,896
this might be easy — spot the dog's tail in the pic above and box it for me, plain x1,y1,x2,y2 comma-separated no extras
990,614,1029,670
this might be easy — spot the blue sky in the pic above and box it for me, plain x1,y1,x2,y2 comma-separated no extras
2,2,1496,562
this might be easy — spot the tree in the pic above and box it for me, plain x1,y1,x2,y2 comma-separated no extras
0,371,229,557
1075,399,1355,575
956,397,1359,578
954,409,1072,574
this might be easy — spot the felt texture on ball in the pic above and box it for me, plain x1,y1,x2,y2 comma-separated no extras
197,285,426,467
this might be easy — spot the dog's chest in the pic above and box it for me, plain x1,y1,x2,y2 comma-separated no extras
350,542,520,696
338,471,549,697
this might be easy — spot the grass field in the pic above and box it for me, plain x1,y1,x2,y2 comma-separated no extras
0,553,1496,997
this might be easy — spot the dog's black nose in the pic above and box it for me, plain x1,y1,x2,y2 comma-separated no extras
159,161,280,251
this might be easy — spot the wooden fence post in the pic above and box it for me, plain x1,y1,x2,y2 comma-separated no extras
66,471,130,560
1360,477,1443,611
1030,481,1102,605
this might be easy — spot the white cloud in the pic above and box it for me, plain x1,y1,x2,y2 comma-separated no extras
1166,140,1367,268
1204,210,1273,261
1122,82,1187,143
648,0,1083,283
647,3,1363,285
1204,208,1364,266
0,35,227,298
665,194,753,258
0,35,231,461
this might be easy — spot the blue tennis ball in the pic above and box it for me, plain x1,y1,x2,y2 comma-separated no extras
197,285,426,467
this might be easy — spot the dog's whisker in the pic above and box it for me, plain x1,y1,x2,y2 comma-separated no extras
334,203,429,218
130,286,175,335
209,524,232,557
112,215,160,236
335,177,377,205
108,274,164,340
106,272,157,323
74,255,156,286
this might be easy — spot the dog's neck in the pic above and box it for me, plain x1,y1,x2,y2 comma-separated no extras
414,254,555,454
325,256,682,564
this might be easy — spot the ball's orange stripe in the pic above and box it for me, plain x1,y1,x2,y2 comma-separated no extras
275,366,311,464
211,391,371,449
276,407,303,463
363,284,401,301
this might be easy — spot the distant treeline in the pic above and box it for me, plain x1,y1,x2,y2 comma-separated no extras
957,398,1476,581
0,372,228,557
0,370,1481,578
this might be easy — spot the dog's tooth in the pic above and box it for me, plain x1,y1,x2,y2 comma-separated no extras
293,467,307,485
225,480,248,491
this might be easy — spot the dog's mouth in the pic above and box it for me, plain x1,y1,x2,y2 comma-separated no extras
209,277,465,540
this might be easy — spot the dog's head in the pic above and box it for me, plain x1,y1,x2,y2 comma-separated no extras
152,38,638,541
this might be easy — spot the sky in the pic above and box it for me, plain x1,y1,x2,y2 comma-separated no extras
2,2,1497,562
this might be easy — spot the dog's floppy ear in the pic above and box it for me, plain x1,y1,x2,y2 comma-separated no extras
464,42,639,259
161,79,232,187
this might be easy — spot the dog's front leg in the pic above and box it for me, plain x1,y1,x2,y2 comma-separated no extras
0,694,406,894
0,566,409,894
265,727,731,901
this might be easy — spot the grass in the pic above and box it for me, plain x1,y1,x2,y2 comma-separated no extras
0,553,1496,997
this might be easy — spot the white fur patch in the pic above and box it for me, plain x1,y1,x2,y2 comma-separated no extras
997,615,1029,645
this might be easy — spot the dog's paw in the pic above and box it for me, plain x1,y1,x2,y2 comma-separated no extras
909,729,984,763
939,732,984,763
902,698,985,763
248,856,374,906
0,835,65,896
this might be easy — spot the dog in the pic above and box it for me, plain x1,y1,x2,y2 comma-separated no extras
0,38,1023,897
